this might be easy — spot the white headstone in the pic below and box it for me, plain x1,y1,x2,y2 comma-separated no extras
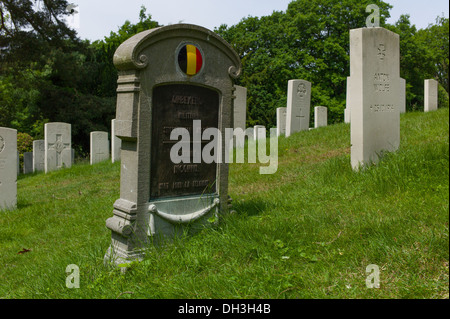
286,79,311,137
233,85,247,131
314,106,328,128
276,107,287,137
33,140,45,172
232,87,247,149
23,152,33,174
0,127,17,211
254,125,266,141
424,79,438,112
399,78,406,113
349,27,401,170
90,131,110,164
44,122,72,173
344,76,352,123
111,119,121,163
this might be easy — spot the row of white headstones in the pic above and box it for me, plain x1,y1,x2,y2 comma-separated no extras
0,122,120,210
0,27,441,211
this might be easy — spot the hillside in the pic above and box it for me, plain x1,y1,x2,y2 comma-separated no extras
0,108,448,299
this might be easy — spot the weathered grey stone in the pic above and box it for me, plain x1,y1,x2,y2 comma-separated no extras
104,24,241,266
276,107,287,137
33,140,45,172
90,131,110,164
23,152,33,174
344,76,352,123
399,78,406,113
44,122,72,173
111,119,121,163
286,79,311,137
424,79,438,112
314,106,328,128
232,86,247,148
0,127,17,211
349,27,401,170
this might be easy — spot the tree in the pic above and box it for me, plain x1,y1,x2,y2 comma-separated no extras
216,0,392,128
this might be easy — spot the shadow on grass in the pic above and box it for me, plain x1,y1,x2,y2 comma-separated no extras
230,196,275,218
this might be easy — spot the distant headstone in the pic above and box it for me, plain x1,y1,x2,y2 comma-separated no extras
424,79,438,112
399,78,406,113
111,119,121,163
276,107,287,137
33,140,45,172
286,79,311,137
0,127,17,211
45,122,72,173
314,106,328,128
233,86,247,148
348,27,400,170
104,24,241,265
344,76,352,123
23,152,33,174
233,85,247,130
254,125,266,140
90,131,110,164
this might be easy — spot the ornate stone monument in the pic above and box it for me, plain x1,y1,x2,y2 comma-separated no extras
104,24,241,265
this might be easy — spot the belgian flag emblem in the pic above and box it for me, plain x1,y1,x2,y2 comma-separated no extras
178,44,203,76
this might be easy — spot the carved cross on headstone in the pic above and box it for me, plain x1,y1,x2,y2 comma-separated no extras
48,134,70,168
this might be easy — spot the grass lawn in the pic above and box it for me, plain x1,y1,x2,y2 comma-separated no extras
0,108,448,299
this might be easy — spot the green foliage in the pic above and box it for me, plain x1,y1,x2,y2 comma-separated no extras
216,0,392,128
17,132,33,154
0,108,448,299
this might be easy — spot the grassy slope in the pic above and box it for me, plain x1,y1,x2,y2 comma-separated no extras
0,108,448,299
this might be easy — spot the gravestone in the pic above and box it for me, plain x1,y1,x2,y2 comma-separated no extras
90,131,110,164
104,24,241,265
344,77,352,123
232,86,247,148
286,79,311,137
111,119,122,163
314,106,328,128
23,152,33,174
44,122,72,173
254,125,266,140
424,79,438,112
33,140,45,172
399,78,406,113
276,107,287,137
348,27,400,170
0,127,17,211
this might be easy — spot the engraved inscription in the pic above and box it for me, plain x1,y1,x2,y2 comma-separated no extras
150,84,219,199
48,134,70,168
373,73,390,93
370,104,395,112
377,44,386,61
297,83,307,98
0,159,5,169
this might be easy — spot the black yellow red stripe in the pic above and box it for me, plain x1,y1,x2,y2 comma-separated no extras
178,44,203,76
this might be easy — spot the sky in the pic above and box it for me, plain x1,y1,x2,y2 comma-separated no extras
64,0,449,42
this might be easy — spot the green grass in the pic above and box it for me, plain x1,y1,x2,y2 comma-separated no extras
1,108,448,299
